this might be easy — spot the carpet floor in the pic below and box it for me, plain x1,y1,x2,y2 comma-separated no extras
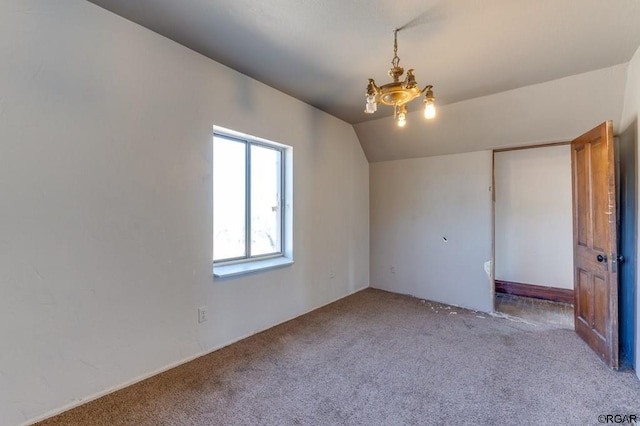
37,288,640,425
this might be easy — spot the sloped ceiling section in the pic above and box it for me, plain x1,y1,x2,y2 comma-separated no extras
355,64,629,161
86,0,640,161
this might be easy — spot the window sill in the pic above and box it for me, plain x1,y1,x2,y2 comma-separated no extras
213,256,294,279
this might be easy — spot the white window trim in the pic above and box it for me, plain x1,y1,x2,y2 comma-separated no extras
213,256,294,279
212,126,293,279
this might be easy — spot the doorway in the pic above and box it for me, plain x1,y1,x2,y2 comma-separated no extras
492,128,636,370
493,144,575,327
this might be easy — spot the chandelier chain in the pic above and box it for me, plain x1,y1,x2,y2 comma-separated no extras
392,29,400,68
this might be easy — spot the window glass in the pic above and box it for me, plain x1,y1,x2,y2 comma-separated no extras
213,129,288,267
213,136,246,261
250,144,282,256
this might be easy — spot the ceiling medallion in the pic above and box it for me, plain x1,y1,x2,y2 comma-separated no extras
364,29,436,127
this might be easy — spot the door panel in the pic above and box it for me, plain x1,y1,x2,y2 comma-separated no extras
591,139,608,252
593,275,607,338
575,145,589,247
571,121,618,369
577,269,590,322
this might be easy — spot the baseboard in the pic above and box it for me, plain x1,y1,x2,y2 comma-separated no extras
495,280,574,304
23,284,370,426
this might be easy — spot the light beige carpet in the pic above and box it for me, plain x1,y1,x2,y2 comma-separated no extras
37,288,640,425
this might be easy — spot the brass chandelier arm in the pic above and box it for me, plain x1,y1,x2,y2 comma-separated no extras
367,79,380,95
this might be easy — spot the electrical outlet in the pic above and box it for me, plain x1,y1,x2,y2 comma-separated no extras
390,265,396,274
198,306,208,323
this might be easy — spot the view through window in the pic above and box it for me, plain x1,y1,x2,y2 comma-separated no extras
213,131,284,263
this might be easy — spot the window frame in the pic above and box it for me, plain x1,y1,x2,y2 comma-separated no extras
212,126,293,278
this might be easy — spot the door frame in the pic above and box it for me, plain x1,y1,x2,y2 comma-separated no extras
491,141,571,313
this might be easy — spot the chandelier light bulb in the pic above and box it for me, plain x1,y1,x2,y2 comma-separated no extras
365,101,377,114
424,99,436,119
397,112,407,127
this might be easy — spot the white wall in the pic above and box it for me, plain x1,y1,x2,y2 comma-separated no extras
369,151,494,313
621,45,640,380
0,1,369,424
494,146,574,289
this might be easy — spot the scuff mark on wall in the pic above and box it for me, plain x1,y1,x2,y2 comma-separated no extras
484,260,492,279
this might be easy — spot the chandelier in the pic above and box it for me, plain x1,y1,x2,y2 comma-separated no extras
364,29,436,127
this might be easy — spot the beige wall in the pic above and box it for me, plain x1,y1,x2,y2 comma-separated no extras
369,151,494,313
494,146,573,289
0,1,369,424
621,45,640,380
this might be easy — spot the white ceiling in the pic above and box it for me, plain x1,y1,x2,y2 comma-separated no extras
86,0,640,126
85,0,640,123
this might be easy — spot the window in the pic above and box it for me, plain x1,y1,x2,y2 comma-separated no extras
213,127,292,278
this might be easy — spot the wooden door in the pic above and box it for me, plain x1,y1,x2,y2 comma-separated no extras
571,121,618,369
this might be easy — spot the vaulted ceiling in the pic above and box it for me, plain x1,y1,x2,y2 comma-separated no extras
88,0,640,160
